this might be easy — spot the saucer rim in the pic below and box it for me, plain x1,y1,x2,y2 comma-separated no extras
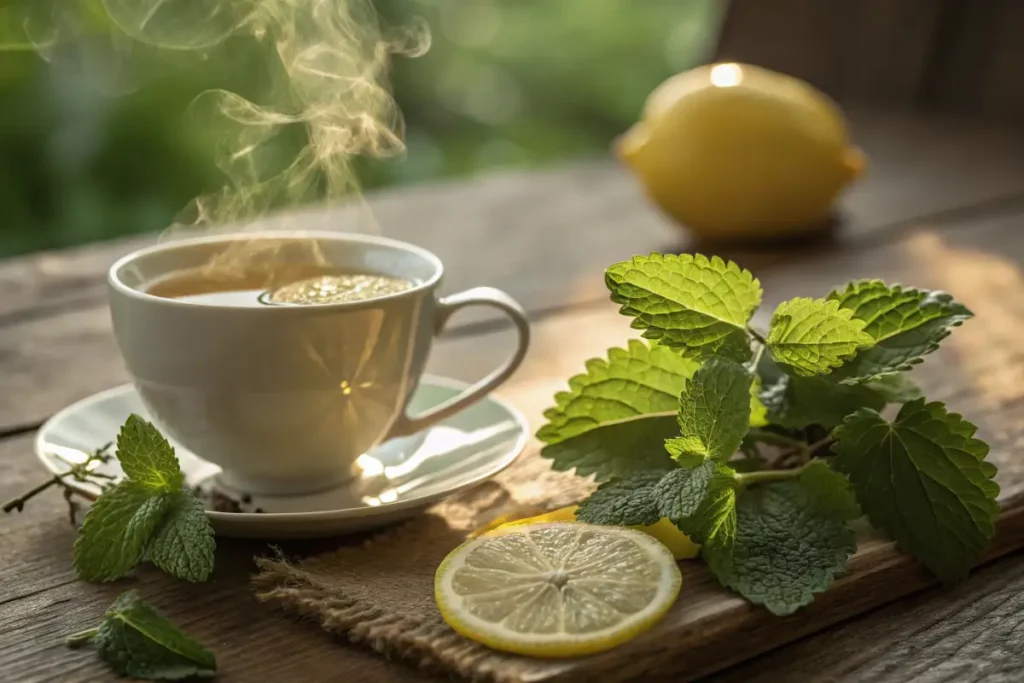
36,375,529,522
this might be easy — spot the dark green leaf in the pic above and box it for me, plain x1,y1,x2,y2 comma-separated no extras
575,472,664,526
146,493,216,583
832,400,999,582
704,481,855,615
828,281,972,382
93,590,216,680
73,482,171,582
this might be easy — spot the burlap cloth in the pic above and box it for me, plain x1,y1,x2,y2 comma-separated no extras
252,449,600,683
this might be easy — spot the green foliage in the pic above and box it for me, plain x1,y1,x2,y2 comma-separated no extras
540,253,998,615
767,298,874,376
537,340,697,481
672,359,752,462
605,253,761,360
1,0,721,257
702,481,856,616
827,281,973,382
69,590,216,681
73,415,215,583
832,400,999,582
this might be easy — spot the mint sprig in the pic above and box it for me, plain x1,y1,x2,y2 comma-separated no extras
73,414,216,583
541,252,997,616
67,590,216,680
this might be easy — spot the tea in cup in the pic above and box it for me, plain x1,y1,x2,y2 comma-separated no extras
107,231,530,495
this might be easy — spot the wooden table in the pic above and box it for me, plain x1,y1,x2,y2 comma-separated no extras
4,111,1024,682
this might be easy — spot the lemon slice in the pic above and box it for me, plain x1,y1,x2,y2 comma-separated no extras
435,522,681,657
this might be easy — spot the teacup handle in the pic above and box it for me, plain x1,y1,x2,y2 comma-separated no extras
387,287,530,438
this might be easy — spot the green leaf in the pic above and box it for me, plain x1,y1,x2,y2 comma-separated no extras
605,253,760,361
828,281,972,382
799,460,861,521
73,482,172,582
92,590,216,680
864,372,924,403
655,459,738,549
146,493,216,583
673,359,752,462
757,354,886,429
117,414,184,492
767,298,874,376
575,472,664,526
704,481,856,615
832,400,999,582
538,340,699,481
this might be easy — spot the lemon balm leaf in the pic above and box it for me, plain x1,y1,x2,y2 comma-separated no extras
655,459,738,550
117,414,184,492
674,359,752,462
146,493,216,583
605,254,761,361
827,281,973,382
767,297,874,376
832,400,999,582
575,472,665,526
73,590,217,680
704,481,856,615
73,482,172,582
538,340,699,481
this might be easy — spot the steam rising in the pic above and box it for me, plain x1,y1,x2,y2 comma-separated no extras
4,0,430,233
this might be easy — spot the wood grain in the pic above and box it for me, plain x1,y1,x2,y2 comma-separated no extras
3,113,1024,331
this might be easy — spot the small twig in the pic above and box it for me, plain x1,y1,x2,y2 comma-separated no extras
749,343,766,372
736,461,811,486
806,435,835,456
3,444,113,516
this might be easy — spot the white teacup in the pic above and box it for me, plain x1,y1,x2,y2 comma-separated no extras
107,231,530,495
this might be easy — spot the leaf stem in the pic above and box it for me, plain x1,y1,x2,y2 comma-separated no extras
807,435,835,456
65,627,100,648
750,343,766,372
736,462,810,487
747,325,768,345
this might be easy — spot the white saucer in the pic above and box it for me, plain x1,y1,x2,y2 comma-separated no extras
36,376,528,538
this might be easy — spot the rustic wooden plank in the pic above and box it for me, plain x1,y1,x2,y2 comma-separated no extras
6,211,1024,681
0,432,446,683
4,113,1024,328
709,549,1024,682
714,0,941,105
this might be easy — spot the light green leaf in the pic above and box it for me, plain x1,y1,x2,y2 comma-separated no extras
538,340,699,481
704,481,856,615
73,482,171,583
117,414,184,492
832,400,999,582
767,297,874,376
146,493,216,583
673,359,752,462
749,376,769,428
93,590,217,680
575,472,664,527
828,281,972,382
655,459,738,549
605,253,760,361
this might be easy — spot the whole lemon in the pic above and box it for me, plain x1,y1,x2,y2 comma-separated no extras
617,63,865,240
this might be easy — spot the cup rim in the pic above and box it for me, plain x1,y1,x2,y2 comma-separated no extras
107,230,444,312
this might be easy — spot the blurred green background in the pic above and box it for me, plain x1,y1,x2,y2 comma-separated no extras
0,0,719,258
